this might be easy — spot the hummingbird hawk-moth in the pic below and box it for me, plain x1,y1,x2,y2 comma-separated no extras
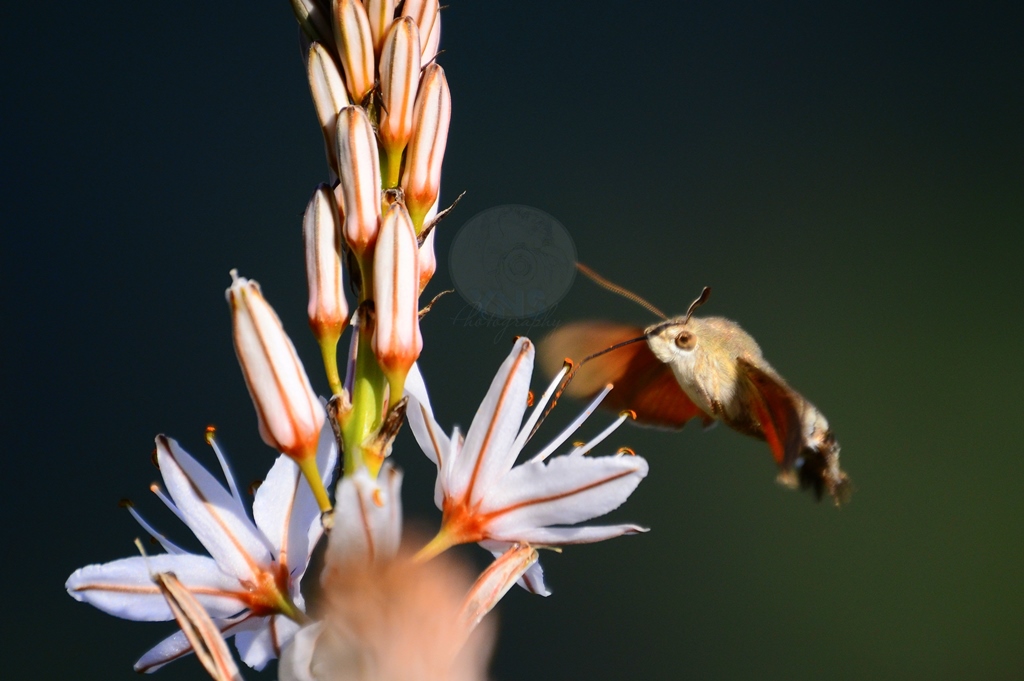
539,266,851,505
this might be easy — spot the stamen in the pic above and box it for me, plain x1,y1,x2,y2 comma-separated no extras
126,505,187,555
530,383,613,463
150,483,188,525
617,447,637,456
509,365,569,458
572,410,635,457
206,431,242,505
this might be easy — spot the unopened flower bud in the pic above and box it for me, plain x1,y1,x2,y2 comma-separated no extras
418,198,439,292
304,185,349,395
418,227,437,294
332,0,375,103
373,203,422,401
306,43,350,175
336,106,382,259
401,63,450,230
401,0,440,68
364,0,397,57
227,272,332,511
291,0,332,44
379,17,421,187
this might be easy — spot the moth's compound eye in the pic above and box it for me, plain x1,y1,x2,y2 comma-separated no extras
674,330,696,350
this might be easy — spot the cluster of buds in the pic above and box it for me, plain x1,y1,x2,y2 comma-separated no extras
295,0,450,476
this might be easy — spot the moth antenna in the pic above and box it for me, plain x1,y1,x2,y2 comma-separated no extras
683,286,712,323
575,262,667,320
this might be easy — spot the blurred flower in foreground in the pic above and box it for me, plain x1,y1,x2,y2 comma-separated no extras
280,464,535,681
66,428,337,671
406,337,648,594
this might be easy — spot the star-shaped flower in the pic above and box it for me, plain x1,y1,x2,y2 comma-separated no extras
406,337,649,595
66,425,337,672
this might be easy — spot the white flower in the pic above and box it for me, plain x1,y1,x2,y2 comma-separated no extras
406,337,648,595
66,426,337,672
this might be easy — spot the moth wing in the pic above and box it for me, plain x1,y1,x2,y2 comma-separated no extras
539,322,708,429
735,358,804,469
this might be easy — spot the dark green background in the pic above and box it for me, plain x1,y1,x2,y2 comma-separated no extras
3,2,1022,679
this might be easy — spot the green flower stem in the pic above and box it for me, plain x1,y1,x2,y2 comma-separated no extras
341,328,386,478
382,147,402,189
318,332,344,396
274,589,310,625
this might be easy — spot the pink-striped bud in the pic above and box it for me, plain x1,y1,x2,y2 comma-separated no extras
364,0,397,57
400,0,440,68
336,106,382,258
418,227,437,294
306,43,350,175
291,0,333,44
304,184,349,341
379,17,421,186
332,0,375,103
372,203,422,400
401,63,450,230
418,198,439,292
227,272,326,463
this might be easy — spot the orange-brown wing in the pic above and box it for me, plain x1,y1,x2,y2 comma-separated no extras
736,358,804,469
539,322,709,429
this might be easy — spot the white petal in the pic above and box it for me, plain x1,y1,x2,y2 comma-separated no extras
134,614,254,673
328,464,403,564
482,454,649,536
234,615,299,670
453,338,534,504
519,559,550,596
135,627,193,673
253,421,337,582
501,523,648,546
157,435,273,582
66,554,246,621
405,363,449,507
278,623,325,681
